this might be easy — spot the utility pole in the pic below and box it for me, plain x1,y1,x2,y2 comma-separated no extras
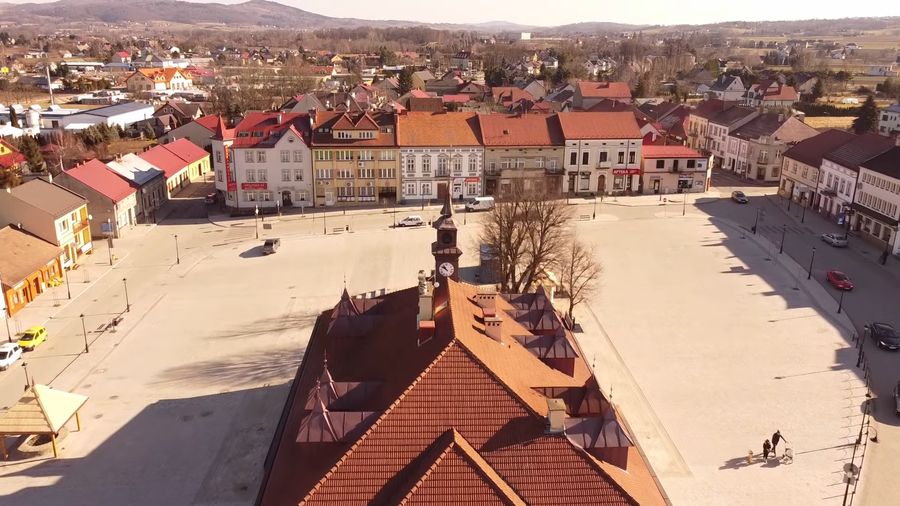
752,208,761,234
254,205,260,239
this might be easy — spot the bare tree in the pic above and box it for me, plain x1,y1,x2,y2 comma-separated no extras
556,238,602,319
479,188,571,293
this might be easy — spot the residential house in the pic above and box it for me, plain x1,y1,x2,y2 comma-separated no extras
637,102,691,144
743,80,798,108
878,104,900,137
152,100,205,127
0,225,64,317
214,112,314,212
138,139,210,197
817,133,895,222
724,114,818,181
425,73,464,97
779,130,856,210
0,178,91,269
158,114,223,149
521,79,547,100
706,106,759,168
55,159,138,238
411,69,435,90
557,111,643,195
478,114,565,197
853,146,900,254
491,87,534,110
396,111,483,203
106,153,167,222
686,99,729,152
0,139,25,177
309,111,399,208
641,145,710,194
705,75,745,102
257,226,666,506
572,81,632,110
280,93,327,114
125,68,193,93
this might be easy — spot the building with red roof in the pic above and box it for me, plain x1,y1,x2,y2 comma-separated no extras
160,114,226,150
478,113,565,197
258,199,667,506
573,81,632,109
557,112,644,195
55,159,138,238
640,144,710,194
138,144,194,197
0,139,25,173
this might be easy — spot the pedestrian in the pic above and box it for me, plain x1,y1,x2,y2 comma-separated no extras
771,430,787,455
763,439,772,460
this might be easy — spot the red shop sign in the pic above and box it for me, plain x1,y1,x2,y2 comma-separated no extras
241,182,268,190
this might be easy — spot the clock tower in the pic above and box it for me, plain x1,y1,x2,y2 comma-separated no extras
432,191,462,287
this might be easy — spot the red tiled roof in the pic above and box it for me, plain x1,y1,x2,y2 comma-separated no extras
576,81,632,99
311,111,396,147
0,139,25,169
557,112,642,140
397,112,481,147
441,94,471,104
161,138,209,165
478,113,564,147
63,159,135,203
138,144,189,180
232,112,312,148
194,114,222,134
641,145,705,159
491,86,534,105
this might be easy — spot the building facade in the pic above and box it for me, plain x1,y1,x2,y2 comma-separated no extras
879,104,900,137
640,145,710,194
0,225,64,317
558,111,643,195
396,111,483,203
106,153,168,222
852,147,900,254
816,134,894,222
725,114,818,181
478,114,565,197
778,130,856,210
706,106,758,168
55,159,139,239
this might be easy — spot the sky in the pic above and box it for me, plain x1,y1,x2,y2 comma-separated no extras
14,0,900,26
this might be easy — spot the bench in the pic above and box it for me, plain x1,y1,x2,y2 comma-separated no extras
332,227,344,234
579,214,591,221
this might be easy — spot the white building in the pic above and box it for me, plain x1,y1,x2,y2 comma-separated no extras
725,113,818,182
640,145,710,194
211,112,314,212
396,112,483,203
879,104,900,137
558,111,643,195
852,146,900,254
706,106,758,168
816,133,894,223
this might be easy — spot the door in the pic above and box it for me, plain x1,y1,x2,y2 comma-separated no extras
325,192,335,206
437,182,449,200
282,190,293,207
567,174,576,192
597,175,606,195
652,179,660,194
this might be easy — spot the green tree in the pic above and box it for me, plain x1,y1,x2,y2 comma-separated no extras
852,95,878,134
397,66,414,95
18,135,45,173
8,106,19,128
809,78,824,102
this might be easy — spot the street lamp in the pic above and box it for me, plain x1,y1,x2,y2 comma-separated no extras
323,209,327,235
592,196,598,220
752,208,762,234
174,234,180,265
838,289,846,314
779,224,787,254
122,277,130,313
807,246,816,280
22,362,29,389
682,192,687,216
254,205,259,239
64,267,71,299
80,314,89,353
800,194,808,223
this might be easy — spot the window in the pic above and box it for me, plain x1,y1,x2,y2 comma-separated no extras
535,157,544,169
359,168,374,179
581,152,589,165
406,183,416,195
422,157,432,174
260,191,271,201
613,175,625,189
380,150,395,161
335,131,351,139
839,180,846,194
579,172,590,190
421,183,432,195
687,160,696,169
802,167,808,178
293,150,303,162
294,169,303,181
438,156,449,172
359,150,373,161
338,186,354,197
628,151,636,164
282,168,291,181
360,131,375,139
467,182,478,195
315,169,333,179
337,150,353,161
452,156,463,174
656,160,665,169
379,168,395,179
281,150,290,163
216,170,223,182
405,157,415,174
617,151,625,164
245,191,256,201
337,169,353,179
358,186,375,197
297,190,309,202
247,170,256,182
570,152,577,165
315,150,332,161
257,151,266,163
257,169,267,182
216,151,222,163
245,151,253,163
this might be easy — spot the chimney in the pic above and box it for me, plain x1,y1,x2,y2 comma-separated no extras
276,113,283,124
546,398,567,434
417,270,433,322
474,287,496,310
417,319,435,346
484,315,503,342
308,108,317,129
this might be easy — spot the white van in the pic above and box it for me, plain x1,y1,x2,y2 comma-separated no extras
465,196,495,212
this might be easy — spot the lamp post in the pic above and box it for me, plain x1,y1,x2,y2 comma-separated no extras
1,271,11,342
752,208,761,234
22,362,29,389
592,196,598,220
80,314,89,353
807,246,816,280
174,234,180,265
254,205,259,239
122,277,130,313
838,289,846,314
64,267,71,299
323,209,327,235
682,192,687,216
800,194,808,223
276,199,281,217
779,224,787,254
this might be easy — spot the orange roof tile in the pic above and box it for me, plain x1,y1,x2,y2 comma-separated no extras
396,112,481,147
557,112,643,140
577,81,632,99
478,114,564,147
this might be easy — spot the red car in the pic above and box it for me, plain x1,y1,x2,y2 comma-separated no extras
826,270,854,290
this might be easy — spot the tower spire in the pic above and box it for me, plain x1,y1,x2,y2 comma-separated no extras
439,188,453,218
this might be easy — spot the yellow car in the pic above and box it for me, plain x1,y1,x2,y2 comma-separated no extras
18,326,48,351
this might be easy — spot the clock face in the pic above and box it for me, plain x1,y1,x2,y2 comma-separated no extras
441,232,454,245
438,262,455,277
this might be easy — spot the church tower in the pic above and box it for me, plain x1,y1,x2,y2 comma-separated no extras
431,192,462,290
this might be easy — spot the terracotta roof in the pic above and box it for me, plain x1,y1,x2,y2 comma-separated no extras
2,178,86,218
311,111,396,147
690,99,732,120
491,86,534,105
824,133,895,170
0,225,62,288
557,112,642,140
576,81,632,99
232,112,312,148
708,106,756,127
642,145,704,158
397,112,481,147
160,138,209,165
134,67,191,83
478,114,564,147
62,159,136,203
441,94,471,104
783,129,857,168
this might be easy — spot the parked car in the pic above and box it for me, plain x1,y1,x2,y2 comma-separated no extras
397,215,424,227
821,233,848,248
466,196,495,211
893,382,900,416
262,238,281,255
731,191,749,204
205,193,217,204
866,322,900,351
0,343,22,371
18,326,47,351
826,270,854,290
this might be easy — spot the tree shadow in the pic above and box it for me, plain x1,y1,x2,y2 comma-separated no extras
208,312,321,341
154,346,306,389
